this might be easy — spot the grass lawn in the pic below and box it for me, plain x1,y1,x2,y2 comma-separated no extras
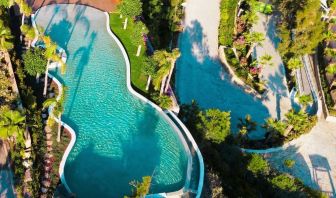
109,12,148,93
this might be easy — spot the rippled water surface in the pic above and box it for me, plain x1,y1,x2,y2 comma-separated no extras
35,4,188,197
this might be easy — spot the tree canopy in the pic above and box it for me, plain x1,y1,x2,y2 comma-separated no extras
23,48,47,76
119,0,142,18
198,109,231,144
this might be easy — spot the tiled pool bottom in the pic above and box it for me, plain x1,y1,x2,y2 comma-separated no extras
35,4,189,197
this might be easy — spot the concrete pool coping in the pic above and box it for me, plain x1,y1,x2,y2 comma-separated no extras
31,4,204,197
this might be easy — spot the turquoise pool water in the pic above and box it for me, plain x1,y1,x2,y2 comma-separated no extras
35,4,188,197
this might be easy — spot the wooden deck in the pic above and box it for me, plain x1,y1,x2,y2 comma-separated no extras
26,0,120,12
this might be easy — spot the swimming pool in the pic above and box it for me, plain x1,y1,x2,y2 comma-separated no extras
35,4,190,197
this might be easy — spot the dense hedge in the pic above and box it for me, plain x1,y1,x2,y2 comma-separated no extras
219,0,238,46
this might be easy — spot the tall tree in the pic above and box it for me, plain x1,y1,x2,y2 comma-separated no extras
131,21,148,57
297,94,312,110
197,109,231,144
290,0,324,55
118,0,142,30
16,0,32,26
164,48,180,92
21,24,36,48
287,57,303,70
142,57,157,91
244,32,265,58
42,36,66,96
23,48,47,81
43,86,66,142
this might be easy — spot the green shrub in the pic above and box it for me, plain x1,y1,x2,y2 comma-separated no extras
219,0,238,46
271,174,298,191
247,154,270,175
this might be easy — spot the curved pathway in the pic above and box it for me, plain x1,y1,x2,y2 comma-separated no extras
176,0,270,138
265,121,336,197
176,0,336,196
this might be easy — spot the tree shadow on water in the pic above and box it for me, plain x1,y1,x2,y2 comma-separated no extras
63,105,165,197
175,20,270,136
66,31,97,117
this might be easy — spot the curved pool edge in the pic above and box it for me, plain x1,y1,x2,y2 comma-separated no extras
31,13,76,193
104,12,204,197
31,5,204,197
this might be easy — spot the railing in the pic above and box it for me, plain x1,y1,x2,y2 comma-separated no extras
165,110,204,198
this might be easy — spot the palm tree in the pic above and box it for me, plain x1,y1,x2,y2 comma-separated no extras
297,94,312,110
244,32,265,59
164,48,180,93
287,57,303,74
152,50,171,95
143,57,157,91
324,30,336,44
326,63,336,74
15,0,32,26
151,49,181,95
0,109,25,143
21,24,36,49
324,47,336,58
43,87,66,142
259,54,273,67
237,114,257,132
285,109,309,134
263,118,286,136
42,36,66,96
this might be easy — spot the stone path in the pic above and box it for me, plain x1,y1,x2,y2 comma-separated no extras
252,13,292,120
265,120,336,197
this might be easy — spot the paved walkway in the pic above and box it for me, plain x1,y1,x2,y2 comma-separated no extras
252,13,292,120
265,120,336,197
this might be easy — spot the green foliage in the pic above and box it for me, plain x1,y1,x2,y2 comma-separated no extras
326,63,336,74
23,48,47,76
271,174,298,191
287,57,303,70
247,154,270,175
131,21,148,46
21,24,35,40
0,66,15,106
284,159,295,168
152,93,172,109
151,49,180,91
118,0,142,18
218,0,238,46
285,109,309,132
0,19,14,51
198,109,231,144
297,94,313,107
129,176,152,198
0,108,25,143
178,102,322,197
263,118,286,136
244,32,265,46
237,114,257,132
142,57,157,77
278,0,325,56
